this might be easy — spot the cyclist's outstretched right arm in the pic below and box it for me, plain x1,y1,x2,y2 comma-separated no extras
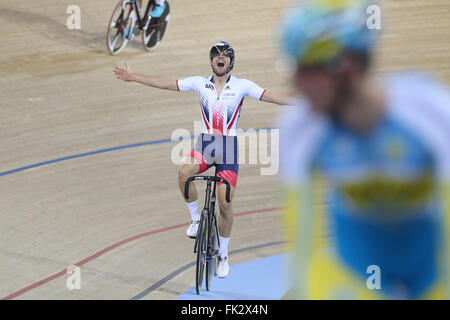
128,73,178,91
113,63,178,91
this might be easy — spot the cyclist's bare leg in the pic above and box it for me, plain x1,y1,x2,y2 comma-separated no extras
178,158,200,203
217,184,235,237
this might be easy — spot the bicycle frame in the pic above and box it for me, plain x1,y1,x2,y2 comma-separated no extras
131,0,162,30
131,0,151,29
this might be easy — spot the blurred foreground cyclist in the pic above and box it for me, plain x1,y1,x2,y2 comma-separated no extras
278,0,450,299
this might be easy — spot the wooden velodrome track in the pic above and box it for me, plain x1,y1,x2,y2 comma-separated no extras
0,0,449,300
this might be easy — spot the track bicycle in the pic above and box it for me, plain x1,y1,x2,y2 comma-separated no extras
184,168,231,295
106,0,170,55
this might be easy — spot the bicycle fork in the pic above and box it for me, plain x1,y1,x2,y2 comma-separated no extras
193,180,212,254
193,179,220,254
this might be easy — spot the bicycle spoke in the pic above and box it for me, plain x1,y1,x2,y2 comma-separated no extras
206,215,217,291
196,216,207,294
111,33,120,50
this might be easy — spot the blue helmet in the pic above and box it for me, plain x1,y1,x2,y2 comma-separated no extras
280,0,379,68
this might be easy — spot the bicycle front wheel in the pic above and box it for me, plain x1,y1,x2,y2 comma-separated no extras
206,214,218,291
195,214,207,295
106,0,135,55
142,1,170,51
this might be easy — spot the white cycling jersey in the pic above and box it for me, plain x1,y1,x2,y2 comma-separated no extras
177,75,266,136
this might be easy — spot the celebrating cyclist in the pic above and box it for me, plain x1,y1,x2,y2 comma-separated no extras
114,41,290,278
278,0,450,299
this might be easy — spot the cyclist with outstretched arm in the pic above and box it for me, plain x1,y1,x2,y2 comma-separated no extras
114,41,290,278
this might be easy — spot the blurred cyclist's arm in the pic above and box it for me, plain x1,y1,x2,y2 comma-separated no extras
428,81,450,299
282,178,317,298
421,79,450,299
278,103,327,299
113,63,178,91
439,182,450,296
437,158,450,299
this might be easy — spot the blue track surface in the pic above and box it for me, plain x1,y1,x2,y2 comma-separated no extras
177,254,289,300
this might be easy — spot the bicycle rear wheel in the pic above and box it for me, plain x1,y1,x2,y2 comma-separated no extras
195,214,207,295
206,214,218,291
142,1,170,51
106,0,135,55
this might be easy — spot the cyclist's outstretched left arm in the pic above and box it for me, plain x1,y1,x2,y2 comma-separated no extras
244,79,293,106
260,90,293,105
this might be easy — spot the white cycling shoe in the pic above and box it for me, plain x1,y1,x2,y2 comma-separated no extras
186,219,200,239
217,256,230,278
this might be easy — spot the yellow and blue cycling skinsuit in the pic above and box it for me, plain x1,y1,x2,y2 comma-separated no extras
279,73,450,299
